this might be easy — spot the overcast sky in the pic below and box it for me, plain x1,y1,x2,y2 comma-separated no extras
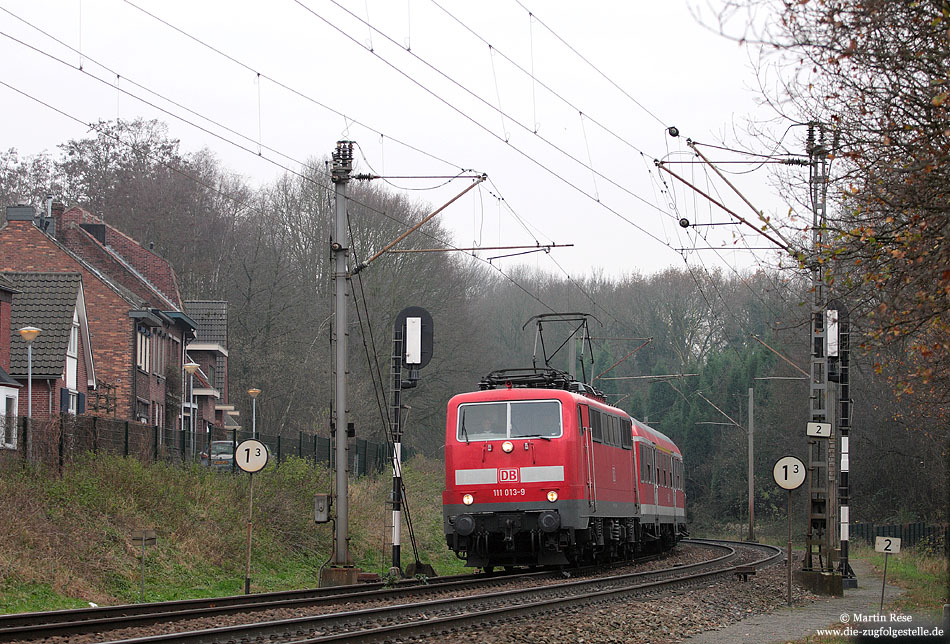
0,0,797,278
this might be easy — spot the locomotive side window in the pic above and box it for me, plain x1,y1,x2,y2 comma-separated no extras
591,410,603,443
457,400,562,441
621,419,632,449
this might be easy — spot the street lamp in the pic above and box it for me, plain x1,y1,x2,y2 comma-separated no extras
248,388,261,439
183,361,200,460
18,326,40,459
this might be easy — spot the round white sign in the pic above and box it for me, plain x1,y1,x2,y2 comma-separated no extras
773,456,806,490
235,439,269,473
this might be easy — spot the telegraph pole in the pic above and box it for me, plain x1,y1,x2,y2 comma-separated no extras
748,387,755,542
323,141,358,586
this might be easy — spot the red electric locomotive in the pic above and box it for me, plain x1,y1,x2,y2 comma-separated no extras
443,368,686,571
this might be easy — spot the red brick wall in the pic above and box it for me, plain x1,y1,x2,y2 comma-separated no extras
56,207,182,309
17,378,51,419
0,220,135,418
103,227,183,309
60,224,175,310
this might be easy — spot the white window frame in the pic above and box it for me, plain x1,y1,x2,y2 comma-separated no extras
136,326,151,373
1,393,17,449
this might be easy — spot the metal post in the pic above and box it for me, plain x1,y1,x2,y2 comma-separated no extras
748,387,755,542
140,538,146,602
26,342,31,422
26,342,32,460
880,552,889,612
391,331,404,574
805,123,836,574
252,397,257,440
190,372,195,462
787,489,793,606
331,141,353,567
834,304,857,587
245,472,255,594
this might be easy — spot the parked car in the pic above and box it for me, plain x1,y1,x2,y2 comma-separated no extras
201,441,236,471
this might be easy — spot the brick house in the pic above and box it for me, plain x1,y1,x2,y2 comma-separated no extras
184,301,239,431
0,205,200,429
0,274,21,448
4,272,96,422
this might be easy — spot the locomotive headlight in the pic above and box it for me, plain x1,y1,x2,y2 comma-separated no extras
462,493,474,505
502,441,514,453
546,490,558,502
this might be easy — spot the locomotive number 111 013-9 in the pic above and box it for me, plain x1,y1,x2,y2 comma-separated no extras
493,488,527,497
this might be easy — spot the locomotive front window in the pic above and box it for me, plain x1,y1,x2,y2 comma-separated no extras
510,401,561,439
457,400,562,441
458,403,508,441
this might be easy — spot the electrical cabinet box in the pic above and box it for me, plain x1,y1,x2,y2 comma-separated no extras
314,493,331,523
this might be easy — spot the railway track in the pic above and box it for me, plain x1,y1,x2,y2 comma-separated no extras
6,540,777,644
0,569,551,642
0,554,663,642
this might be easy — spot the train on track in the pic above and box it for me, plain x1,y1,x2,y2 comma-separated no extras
443,367,687,572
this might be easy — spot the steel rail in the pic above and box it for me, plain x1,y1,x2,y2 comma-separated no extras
0,569,551,642
0,556,664,642
93,542,758,644
287,541,782,644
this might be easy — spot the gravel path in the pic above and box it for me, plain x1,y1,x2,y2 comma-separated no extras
682,556,908,644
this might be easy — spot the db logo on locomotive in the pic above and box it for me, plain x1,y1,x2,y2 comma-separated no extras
499,468,519,482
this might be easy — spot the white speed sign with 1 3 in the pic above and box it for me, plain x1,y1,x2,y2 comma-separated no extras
235,439,269,473
773,456,806,490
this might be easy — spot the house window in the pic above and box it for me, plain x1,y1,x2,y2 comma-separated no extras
68,392,78,416
136,326,151,372
152,332,167,376
66,310,79,391
1,395,16,449
136,399,149,423
68,313,79,356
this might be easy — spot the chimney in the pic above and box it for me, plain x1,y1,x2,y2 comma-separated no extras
4,204,36,224
51,200,66,234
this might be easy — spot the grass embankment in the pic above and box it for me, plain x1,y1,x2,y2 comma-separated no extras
0,454,463,613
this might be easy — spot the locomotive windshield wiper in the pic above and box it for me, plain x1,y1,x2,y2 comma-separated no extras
460,412,470,444
512,431,551,441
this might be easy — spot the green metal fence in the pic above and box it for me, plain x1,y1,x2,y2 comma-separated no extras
2,415,410,476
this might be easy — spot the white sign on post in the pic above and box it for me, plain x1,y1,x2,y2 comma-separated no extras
875,536,901,554
773,456,807,490
236,439,269,473
405,317,422,365
806,422,832,437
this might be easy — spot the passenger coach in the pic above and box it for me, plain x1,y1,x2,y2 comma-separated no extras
443,369,686,571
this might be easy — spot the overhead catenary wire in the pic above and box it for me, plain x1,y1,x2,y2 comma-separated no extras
513,0,667,127
428,0,654,157
121,0,465,173
294,0,681,252
121,0,682,266
0,16,405,223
